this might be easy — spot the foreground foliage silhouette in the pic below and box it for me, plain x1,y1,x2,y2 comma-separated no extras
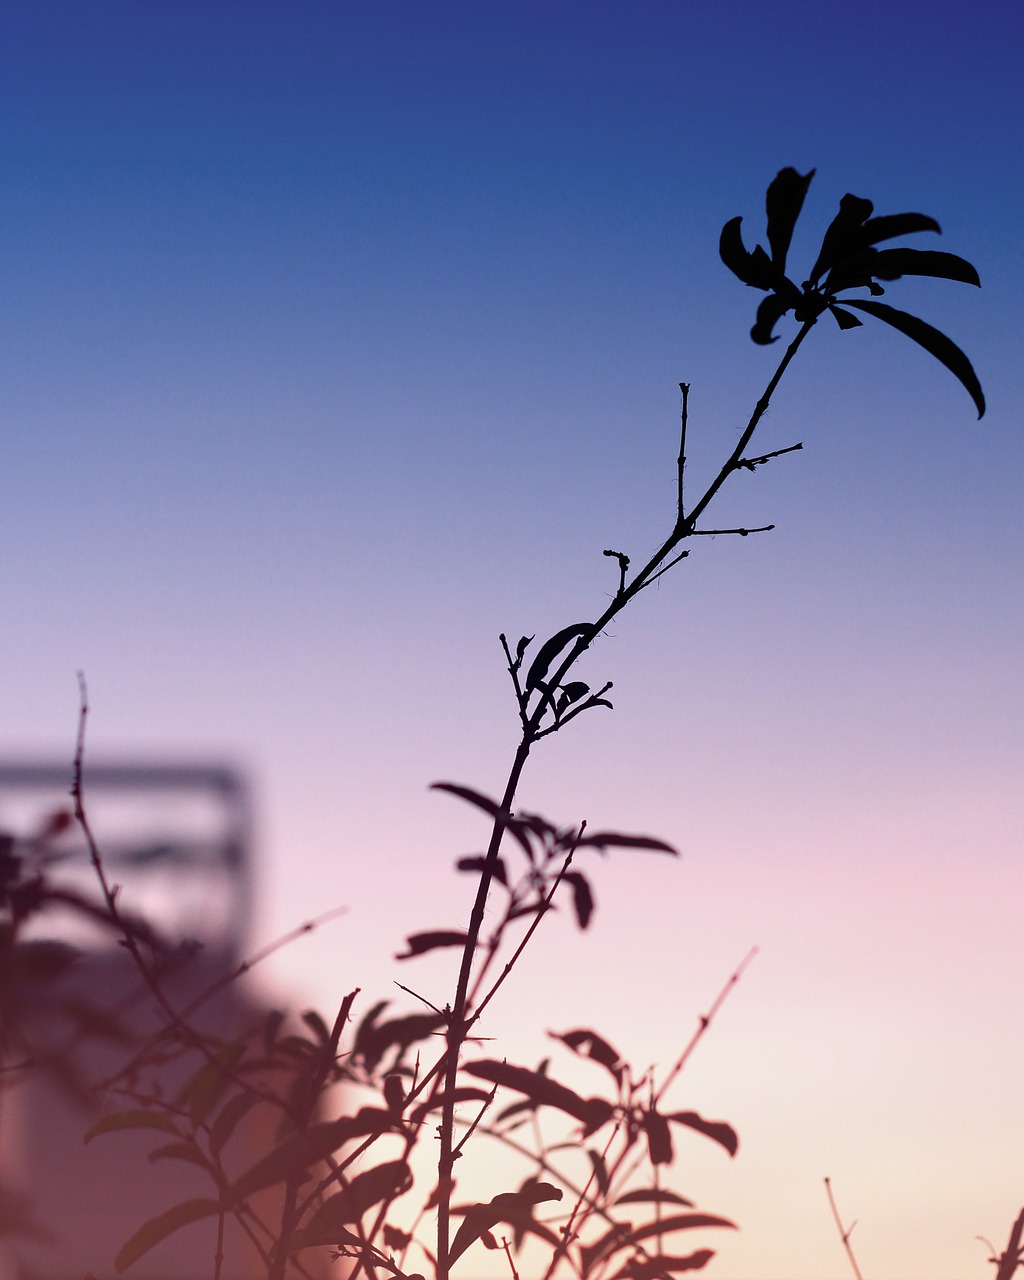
3,168,1008,1280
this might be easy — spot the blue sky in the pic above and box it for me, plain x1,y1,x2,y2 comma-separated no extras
2,4,1023,1279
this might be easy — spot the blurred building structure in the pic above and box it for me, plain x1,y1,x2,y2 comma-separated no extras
0,760,301,1280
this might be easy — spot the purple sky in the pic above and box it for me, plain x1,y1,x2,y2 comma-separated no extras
2,4,1023,1278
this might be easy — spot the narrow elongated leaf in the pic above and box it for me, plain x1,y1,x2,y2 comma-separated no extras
829,305,864,331
114,1198,220,1272
224,1116,370,1205
524,622,593,692
576,832,677,855
615,1188,695,1208
868,247,980,286
188,1042,246,1125
455,855,508,886
449,1183,562,1264
395,930,471,960
430,783,534,858
718,218,774,289
751,292,793,345
84,1109,179,1143
667,1111,739,1157
808,192,874,284
409,1086,492,1127
859,211,940,245
465,1060,614,1130
642,1111,673,1165
296,1160,412,1243
840,298,985,417
765,167,814,272
612,1249,716,1278
209,1091,259,1156
148,1141,209,1170
584,1213,736,1272
564,871,594,929
550,1028,623,1080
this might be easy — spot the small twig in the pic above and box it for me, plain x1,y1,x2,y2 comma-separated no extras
500,1234,521,1280
603,550,630,598
655,946,758,1104
824,1177,866,1280
689,524,775,537
736,441,803,470
676,382,690,522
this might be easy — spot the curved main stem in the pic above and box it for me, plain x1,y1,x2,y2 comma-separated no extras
434,317,816,1280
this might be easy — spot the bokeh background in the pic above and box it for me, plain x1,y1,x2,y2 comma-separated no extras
2,3,1022,1278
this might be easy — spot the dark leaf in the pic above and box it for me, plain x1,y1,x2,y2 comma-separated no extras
667,1111,739,1157
551,1028,623,1081
612,1249,716,1278
353,999,389,1058
409,1086,492,1127
148,1141,209,1170
765,167,814,274
564,871,594,929
395,930,472,960
587,1148,611,1197
84,1109,179,1143
225,1115,388,1205
582,1224,633,1276
187,1043,245,1126
383,1074,405,1115
643,1111,673,1165
559,681,590,708
615,1189,694,1208
751,292,794,345
576,832,677,856
524,623,593,692
430,783,534,858
516,635,533,662
262,1008,285,1051
209,1091,259,1156
114,1198,220,1272
291,1162,412,1245
859,211,941,245
465,1060,614,1130
455,855,508,886
867,247,980,286
357,1012,446,1072
12,939,80,981
585,1214,736,1271
839,298,985,417
449,1183,563,1265
718,217,774,290
383,1224,412,1251
807,192,874,284
829,305,863,331
301,1010,330,1044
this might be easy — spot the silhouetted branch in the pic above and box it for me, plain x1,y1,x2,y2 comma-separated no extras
824,1177,866,1280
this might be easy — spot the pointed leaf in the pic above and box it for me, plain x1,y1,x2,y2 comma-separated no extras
859,211,940,245
576,831,677,855
456,854,508,886
209,1091,259,1156
643,1110,673,1165
829,305,863,331
524,623,593,692
148,1141,209,1170
667,1111,739,1157
114,1198,220,1272
615,1188,695,1208
868,247,980,286
719,218,774,290
586,1214,736,1270
612,1250,716,1278
465,1060,614,1130
808,192,874,284
751,292,793,345
84,1109,180,1143
188,1042,245,1125
840,298,985,417
551,1028,623,1075
765,167,814,273
395,930,471,960
224,1116,373,1205
430,783,534,858
449,1184,562,1265
564,871,594,929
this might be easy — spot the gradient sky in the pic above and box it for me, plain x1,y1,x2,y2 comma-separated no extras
2,3,1023,1279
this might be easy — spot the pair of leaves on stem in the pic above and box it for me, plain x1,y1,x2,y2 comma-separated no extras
720,166,985,417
